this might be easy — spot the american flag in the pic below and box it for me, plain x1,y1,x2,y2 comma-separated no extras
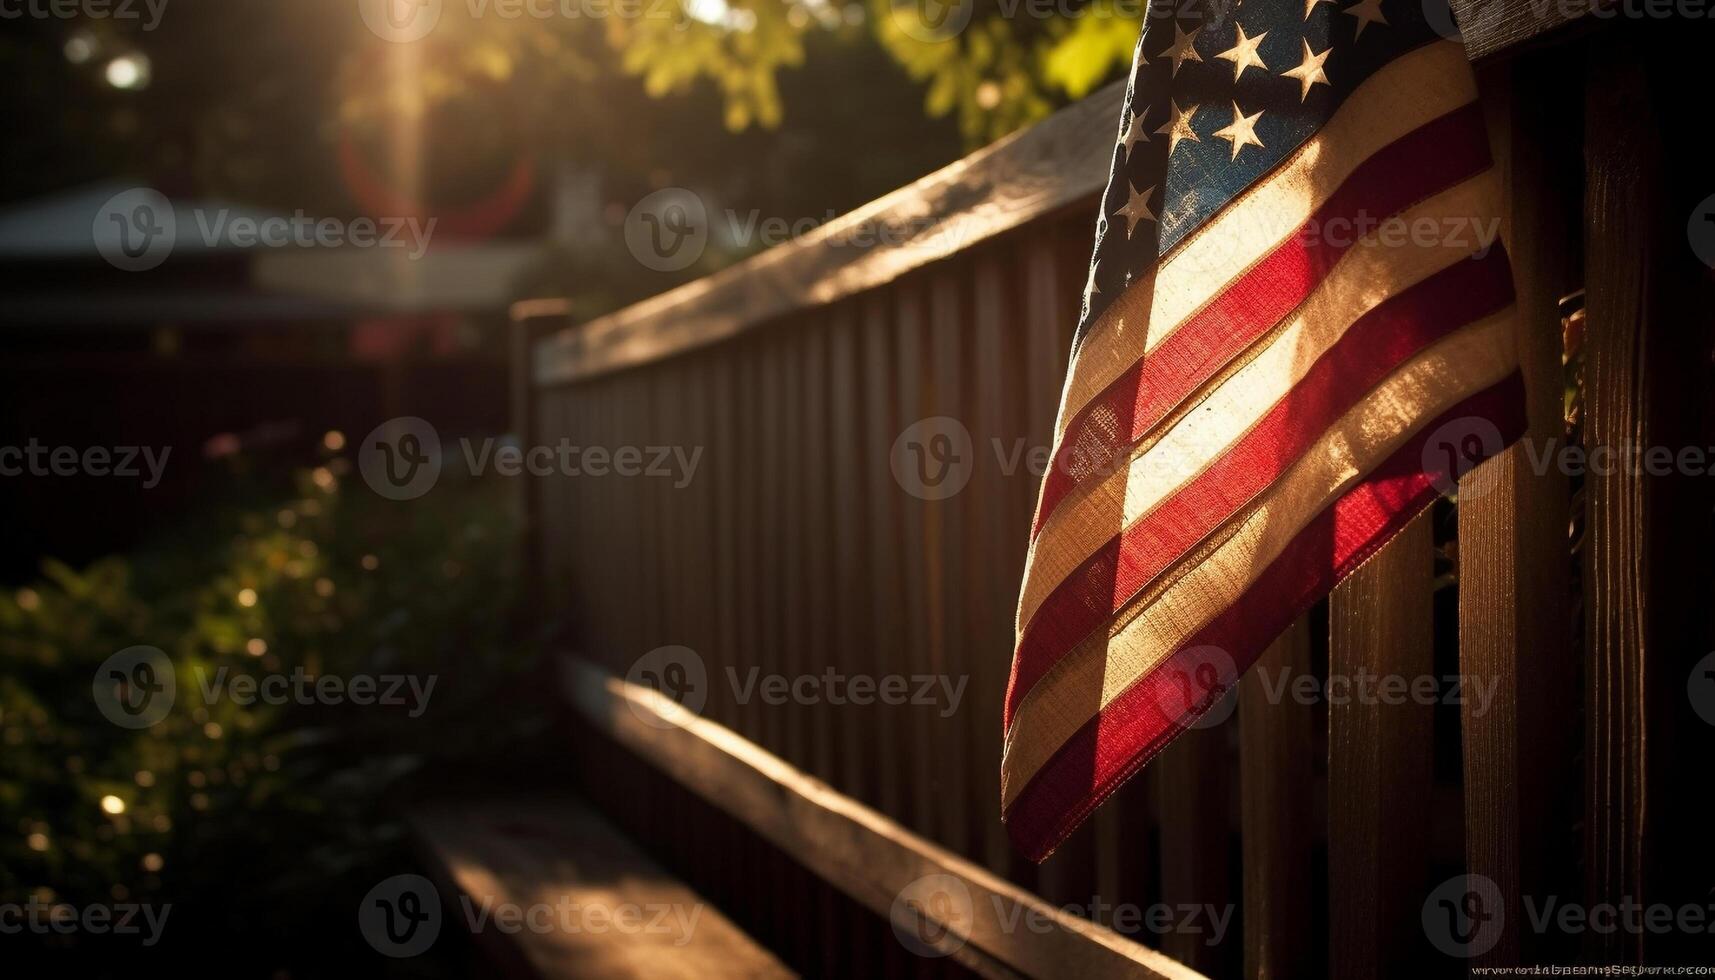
1001,0,1524,860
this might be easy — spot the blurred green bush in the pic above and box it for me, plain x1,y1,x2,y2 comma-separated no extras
1,452,542,974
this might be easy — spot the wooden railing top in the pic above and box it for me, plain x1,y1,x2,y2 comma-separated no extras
535,79,1124,385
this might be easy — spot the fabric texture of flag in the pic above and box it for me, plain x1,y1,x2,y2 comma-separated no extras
1001,0,1525,861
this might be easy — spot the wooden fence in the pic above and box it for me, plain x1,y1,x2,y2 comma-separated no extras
513,12,1712,979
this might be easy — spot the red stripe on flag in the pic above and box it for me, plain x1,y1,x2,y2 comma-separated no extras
1003,372,1527,861
1032,102,1493,540
1005,247,1515,726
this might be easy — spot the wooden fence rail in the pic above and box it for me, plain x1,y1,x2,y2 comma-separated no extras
514,13,1711,978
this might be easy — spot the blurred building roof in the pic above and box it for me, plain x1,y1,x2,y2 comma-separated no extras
0,182,543,326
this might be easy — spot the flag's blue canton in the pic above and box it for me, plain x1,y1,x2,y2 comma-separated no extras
1076,0,1446,349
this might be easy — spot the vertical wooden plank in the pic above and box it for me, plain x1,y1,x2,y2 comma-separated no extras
683,360,718,695
566,383,589,650
1153,724,1233,974
969,248,1025,879
616,373,641,670
799,320,837,784
651,365,686,649
614,373,645,663
709,350,741,731
893,279,939,843
543,385,570,630
1328,513,1434,979
1577,35,1701,962
589,380,618,661
774,325,813,980
531,384,557,614
511,316,543,622
815,309,866,978
1633,35,1715,965
751,335,794,959
638,371,665,653
759,336,789,757
566,385,590,615
777,328,810,772
861,293,909,823
827,306,872,802
926,266,974,858
733,348,765,744
575,384,602,654
703,350,744,942
1240,618,1315,980
1458,53,1581,970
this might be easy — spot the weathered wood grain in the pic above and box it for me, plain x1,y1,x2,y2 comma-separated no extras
1328,514,1434,980
561,656,1209,980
